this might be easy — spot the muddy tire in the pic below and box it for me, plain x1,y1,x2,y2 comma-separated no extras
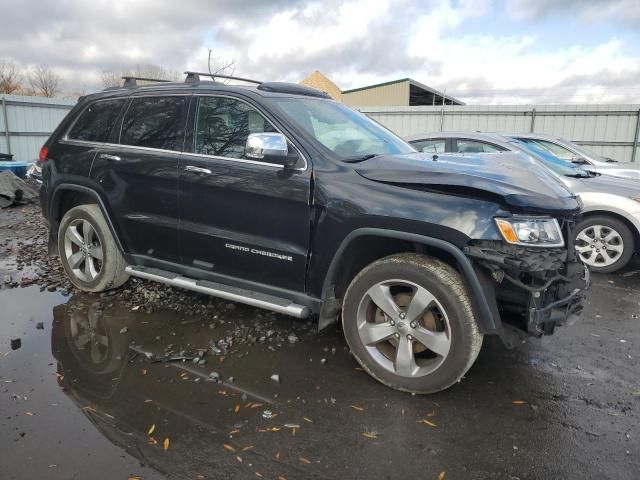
342,253,483,394
575,215,634,273
58,204,128,292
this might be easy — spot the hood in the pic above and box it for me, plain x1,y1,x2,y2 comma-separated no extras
354,152,581,214
571,172,640,197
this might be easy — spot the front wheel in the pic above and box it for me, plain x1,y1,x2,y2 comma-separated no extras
574,216,634,273
342,253,483,394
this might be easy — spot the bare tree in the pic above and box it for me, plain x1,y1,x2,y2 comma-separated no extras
208,50,236,79
28,65,62,97
0,62,23,94
101,63,181,88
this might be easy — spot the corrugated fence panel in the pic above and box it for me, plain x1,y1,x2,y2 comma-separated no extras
361,104,640,163
1,94,76,162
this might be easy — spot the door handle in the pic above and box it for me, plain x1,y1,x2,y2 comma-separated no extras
184,165,212,175
99,153,121,162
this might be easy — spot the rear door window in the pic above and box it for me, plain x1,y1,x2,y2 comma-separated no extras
455,139,506,153
120,96,187,151
67,99,126,142
412,139,446,154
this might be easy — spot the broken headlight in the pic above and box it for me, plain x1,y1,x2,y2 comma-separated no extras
495,217,564,247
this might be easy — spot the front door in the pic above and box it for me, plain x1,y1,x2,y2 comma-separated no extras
178,95,311,291
90,95,188,264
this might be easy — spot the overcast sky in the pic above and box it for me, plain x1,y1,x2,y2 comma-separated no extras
1,0,639,103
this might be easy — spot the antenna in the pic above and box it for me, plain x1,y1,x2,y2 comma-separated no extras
183,71,262,85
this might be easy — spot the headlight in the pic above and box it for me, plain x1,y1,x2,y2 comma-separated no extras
495,217,564,247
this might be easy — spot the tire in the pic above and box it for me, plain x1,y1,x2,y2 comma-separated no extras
574,215,634,273
342,253,483,394
58,204,129,292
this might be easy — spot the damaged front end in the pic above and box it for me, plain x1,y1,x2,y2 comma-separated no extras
464,217,589,344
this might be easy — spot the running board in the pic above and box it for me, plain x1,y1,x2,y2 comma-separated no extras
125,266,310,318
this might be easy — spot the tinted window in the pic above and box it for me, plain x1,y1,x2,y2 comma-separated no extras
194,97,277,159
455,139,505,153
411,139,446,154
120,96,187,151
68,99,125,142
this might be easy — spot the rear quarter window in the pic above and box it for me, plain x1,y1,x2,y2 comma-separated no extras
120,96,187,151
67,99,126,142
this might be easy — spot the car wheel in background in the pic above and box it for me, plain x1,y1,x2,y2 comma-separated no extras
342,253,483,394
574,215,634,273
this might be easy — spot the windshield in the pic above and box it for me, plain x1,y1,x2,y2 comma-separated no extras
271,97,415,160
510,139,594,177
567,141,611,163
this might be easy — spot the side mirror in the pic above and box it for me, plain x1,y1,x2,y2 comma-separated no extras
245,133,295,167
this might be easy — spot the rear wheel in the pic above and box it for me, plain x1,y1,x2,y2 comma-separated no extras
342,253,483,394
58,204,129,292
575,216,634,273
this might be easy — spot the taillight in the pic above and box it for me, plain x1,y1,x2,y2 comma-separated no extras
38,146,48,163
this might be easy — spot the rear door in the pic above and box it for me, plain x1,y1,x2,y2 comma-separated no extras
89,95,188,264
452,138,508,153
177,95,311,291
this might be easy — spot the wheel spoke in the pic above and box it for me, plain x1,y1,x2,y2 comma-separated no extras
65,226,84,247
82,220,95,244
366,283,401,320
68,250,85,269
89,245,103,260
575,244,592,253
606,244,623,253
75,333,91,348
83,256,92,278
394,336,418,377
405,286,436,323
359,321,396,346
96,335,109,347
412,327,451,357
604,231,619,242
87,258,99,279
592,225,602,239
576,231,592,244
89,341,102,363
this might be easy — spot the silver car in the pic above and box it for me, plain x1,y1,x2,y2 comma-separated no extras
506,133,640,180
406,131,640,273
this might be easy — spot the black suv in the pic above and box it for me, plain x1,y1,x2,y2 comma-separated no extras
39,72,587,393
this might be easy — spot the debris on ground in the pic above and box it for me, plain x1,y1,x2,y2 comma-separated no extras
0,171,38,208
10,337,21,350
270,374,280,383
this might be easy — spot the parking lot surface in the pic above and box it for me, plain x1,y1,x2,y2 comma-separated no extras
1,204,638,480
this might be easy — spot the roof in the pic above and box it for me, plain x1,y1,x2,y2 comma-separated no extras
342,78,465,105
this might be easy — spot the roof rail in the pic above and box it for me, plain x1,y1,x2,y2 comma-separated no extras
184,71,262,85
121,76,172,88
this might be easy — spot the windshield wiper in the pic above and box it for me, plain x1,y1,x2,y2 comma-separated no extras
342,153,380,163
565,169,600,178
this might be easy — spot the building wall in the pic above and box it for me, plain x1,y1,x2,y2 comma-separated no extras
359,104,640,163
343,82,409,107
300,71,342,101
1,94,76,162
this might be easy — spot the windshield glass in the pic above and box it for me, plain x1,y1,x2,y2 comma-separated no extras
271,97,415,160
510,139,593,176
567,141,610,162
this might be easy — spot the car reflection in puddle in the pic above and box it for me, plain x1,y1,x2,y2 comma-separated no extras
51,295,351,479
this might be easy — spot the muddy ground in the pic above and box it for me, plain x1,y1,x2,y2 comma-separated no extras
1,202,638,480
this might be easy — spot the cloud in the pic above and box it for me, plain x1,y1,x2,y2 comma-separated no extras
0,0,638,103
506,0,640,26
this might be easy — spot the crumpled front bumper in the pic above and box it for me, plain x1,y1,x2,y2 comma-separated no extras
465,241,590,338
526,265,589,335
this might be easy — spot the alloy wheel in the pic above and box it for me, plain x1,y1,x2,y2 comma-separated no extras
356,279,451,378
63,218,104,282
575,225,624,268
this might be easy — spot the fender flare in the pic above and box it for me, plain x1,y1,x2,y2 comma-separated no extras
49,184,125,254
318,228,498,334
